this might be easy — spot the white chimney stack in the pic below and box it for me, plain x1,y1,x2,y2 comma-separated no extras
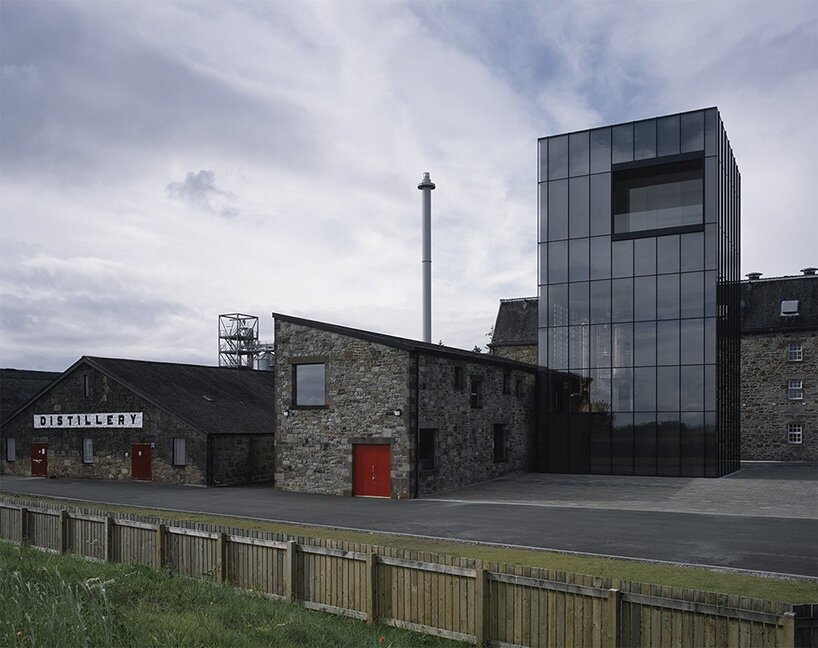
418,172,436,343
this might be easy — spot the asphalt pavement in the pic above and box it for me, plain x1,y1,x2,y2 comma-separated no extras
1,462,816,578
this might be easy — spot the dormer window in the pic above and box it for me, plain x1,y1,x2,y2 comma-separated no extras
781,300,799,317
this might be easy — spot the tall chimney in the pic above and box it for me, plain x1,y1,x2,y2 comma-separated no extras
418,172,436,343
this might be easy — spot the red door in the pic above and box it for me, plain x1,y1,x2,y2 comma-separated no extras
353,444,391,497
131,444,152,480
31,443,48,477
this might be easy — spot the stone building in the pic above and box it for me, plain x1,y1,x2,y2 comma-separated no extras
488,297,538,364
1,356,275,485
273,313,537,498
741,270,817,461
0,369,60,425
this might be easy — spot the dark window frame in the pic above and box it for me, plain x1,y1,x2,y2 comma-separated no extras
493,424,509,462
83,375,90,397
515,378,524,398
82,437,94,464
418,428,436,473
292,361,328,409
502,371,512,395
454,366,465,391
172,437,186,467
5,437,15,462
470,376,484,409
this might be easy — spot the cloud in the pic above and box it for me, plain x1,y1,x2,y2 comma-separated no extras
167,170,238,218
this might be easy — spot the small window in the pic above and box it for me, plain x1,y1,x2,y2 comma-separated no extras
502,371,511,395
470,377,484,408
418,428,436,472
83,375,90,397
454,366,465,391
293,363,326,407
5,438,15,462
493,424,509,462
82,438,93,464
172,438,186,466
515,378,524,398
787,423,803,444
781,300,799,316
788,344,803,362
788,380,803,400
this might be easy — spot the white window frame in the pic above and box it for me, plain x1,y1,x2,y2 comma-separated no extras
787,344,803,362
5,437,15,462
172,437,186,467
787,423,803,444
788,379,803,400
82,437,93,464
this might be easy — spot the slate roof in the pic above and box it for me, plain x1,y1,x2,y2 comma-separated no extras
0,369,61,424
274,313,537,370
741,275,818,333
2,357,275,435
488,297,538,347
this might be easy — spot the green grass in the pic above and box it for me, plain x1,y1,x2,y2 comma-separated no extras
0,542,467,648
3,493,817,604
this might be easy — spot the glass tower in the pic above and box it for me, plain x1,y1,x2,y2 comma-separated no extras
537,108,740,477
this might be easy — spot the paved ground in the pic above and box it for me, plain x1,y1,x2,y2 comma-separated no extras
1,462,816,578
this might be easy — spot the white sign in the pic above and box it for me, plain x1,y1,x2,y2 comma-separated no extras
34,412,143,429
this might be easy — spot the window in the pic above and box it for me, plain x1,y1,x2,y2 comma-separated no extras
5,438,15,462
470,377,484,408
788,380,803,400
493,424,509,462
781,300,799,317
788,344,803,362
83,375,90,397
418,428,436,472
293,363,326,407
454,366,465,391
82,438,93,464
515,378,524,398
502,371,511,395
613,158,703,235
172,438,186,466
787,424,803,444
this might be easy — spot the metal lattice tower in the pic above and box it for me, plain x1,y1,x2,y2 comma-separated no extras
218,313,273,369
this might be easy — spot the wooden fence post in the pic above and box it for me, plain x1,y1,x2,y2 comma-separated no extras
217,533,228,583
366,552,378,625
606,588,621,648
474,560,489,647
104,516,114,563
58,509,69,554
285,541,297,602
19,507,27,543
779,612,796,648
155,524,166,570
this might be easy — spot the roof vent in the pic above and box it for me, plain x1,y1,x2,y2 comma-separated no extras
746,272,762,280
781,300,799,317
801,267,817,276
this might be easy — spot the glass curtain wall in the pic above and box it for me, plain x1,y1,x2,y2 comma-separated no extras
537,108,740,477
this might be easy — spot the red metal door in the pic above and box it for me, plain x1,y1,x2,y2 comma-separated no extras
131,444,152,480
353,444,391,497
31,443,47,477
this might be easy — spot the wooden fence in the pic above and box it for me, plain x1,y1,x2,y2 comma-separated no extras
0,497,814,647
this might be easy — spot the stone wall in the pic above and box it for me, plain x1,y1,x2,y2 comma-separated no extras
490,344,538,365
274,320,413,498
210,434,275,485
741,331,817,461
416,355,537,496
0,364,207,484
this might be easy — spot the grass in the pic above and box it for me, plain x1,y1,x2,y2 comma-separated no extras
2,492,817,604
0,542,467,648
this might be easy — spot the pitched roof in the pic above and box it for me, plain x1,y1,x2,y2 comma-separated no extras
489,297,539,347
2,357,275,435
273,313,537,370
0,369,62,424
741,275,818,333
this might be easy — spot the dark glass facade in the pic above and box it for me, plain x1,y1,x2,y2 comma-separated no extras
537,108,740,477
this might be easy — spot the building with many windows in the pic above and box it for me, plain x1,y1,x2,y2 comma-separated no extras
536,108,740,476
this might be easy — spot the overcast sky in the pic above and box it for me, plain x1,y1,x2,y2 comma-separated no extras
1,1,816,371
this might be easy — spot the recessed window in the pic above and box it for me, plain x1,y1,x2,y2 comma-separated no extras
83,375,90,397
515,379,524,398
788,344,803,362
293,363,326,407
454,366,465,391
470,377,484,409
418,428,436,472
502,371,511,395
787,423,803,444
172,438,186,466
5,438,15,462
788,379,803,400
82,438,93,464
613,158,703,235
493,424,509,462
